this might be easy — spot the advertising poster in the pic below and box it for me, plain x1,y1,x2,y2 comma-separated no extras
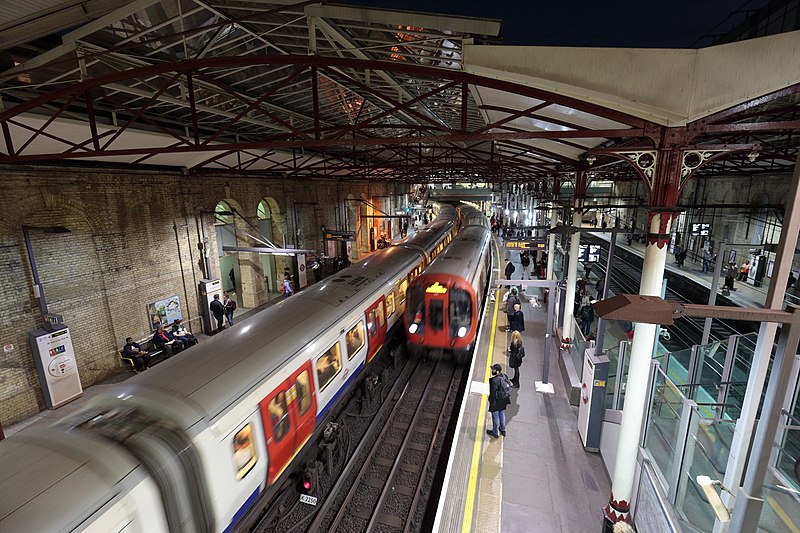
147,295,183,331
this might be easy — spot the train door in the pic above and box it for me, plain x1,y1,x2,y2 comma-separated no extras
289,362,316,450
365,297,387,362
259,382,294,484
424,281,449,347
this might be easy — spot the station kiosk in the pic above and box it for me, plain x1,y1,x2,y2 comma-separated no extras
28,324,82,409
578,345,609,452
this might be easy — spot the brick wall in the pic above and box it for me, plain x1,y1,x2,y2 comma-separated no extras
0,165,407,425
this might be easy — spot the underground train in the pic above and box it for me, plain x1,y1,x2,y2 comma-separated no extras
0,205,466,533
405,205,493,363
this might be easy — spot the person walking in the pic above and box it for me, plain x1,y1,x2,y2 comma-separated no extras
504,259,516,288
486,364,512,438
223,293,236,327
520,251,531,280
508,331,525,388
579,302,594,337
280,273,293,298
210,293,225,332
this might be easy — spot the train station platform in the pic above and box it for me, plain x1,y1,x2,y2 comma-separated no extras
435,239,610,532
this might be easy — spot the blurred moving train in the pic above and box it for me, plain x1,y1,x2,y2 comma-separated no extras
405,206,492,363
0,204,485,533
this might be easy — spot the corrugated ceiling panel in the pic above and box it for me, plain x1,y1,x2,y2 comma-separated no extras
0,0,76,29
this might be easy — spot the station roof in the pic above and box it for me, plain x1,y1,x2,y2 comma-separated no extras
0,1,798,183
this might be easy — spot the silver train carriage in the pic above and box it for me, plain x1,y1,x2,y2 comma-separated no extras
0,205,463,533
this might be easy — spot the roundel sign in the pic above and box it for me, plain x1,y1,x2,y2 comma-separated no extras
299,264,305,272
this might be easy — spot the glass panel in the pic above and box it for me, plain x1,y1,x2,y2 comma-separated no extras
316,343,342,391
267,391,290,442
377,301,385,327
367,310,377,336
644,367,689,494
232,423,257,480
295,370,312,416
429,299,444,331
346,321,365,359
674,410,736,532
572,317,586,378
617,343,631,410
666,347,693,386
448,288,472,338
605,344,620,411
758,464,800,533
398,279,408,304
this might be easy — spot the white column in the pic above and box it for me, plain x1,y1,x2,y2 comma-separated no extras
720,152,800,529
546,207,557,280
562,228,581,340
605,212,671,522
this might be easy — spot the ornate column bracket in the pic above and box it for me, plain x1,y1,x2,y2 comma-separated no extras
614,150,658,189
646,210,679,249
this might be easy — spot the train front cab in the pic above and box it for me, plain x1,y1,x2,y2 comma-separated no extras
405,275,476,362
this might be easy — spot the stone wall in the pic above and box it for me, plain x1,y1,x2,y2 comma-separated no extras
0,165,407,425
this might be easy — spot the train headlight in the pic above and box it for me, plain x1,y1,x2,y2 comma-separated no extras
409,323,419,334
457,326,467,338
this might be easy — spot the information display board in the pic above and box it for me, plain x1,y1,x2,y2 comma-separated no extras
691,223,711,236
579,244,602,262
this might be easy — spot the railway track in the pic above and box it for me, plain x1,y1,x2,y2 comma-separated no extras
308,359,462,533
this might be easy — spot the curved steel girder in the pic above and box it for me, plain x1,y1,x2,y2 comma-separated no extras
0,55,652,127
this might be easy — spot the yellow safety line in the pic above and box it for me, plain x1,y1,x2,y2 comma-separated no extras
461,237,503,533
768,495,800,533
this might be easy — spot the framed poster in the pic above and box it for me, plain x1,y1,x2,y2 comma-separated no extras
147,295,183,331
767,260,775,278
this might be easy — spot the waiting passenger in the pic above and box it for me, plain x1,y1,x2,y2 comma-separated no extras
280,274,293,298
508,303,525,333
122,337,151,371
171,319,198,347
152,324,184,357
210,294,225,332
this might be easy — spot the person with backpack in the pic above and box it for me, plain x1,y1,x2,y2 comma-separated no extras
487,363,512,438
504,259,516,287
223,293,236,327
579,302,594,337
508,330,525,388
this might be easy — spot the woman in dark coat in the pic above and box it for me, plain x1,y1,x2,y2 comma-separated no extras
508,330,525,388
487,364,511,438
508,303,525,333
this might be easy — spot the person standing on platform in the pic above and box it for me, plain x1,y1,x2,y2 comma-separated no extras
508,331,525,388
520,251,531,279
579,302,595,337
508,303,525,333
210,294,225,332
281,274,293,298
504,259,515,288
738,260,750,281
584,261,593,280
223,293,236,327
486,364,512,438
503,287,521,331
788,272,797,291
701,248,711,273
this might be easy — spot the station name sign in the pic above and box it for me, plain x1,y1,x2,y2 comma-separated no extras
506,240,546,250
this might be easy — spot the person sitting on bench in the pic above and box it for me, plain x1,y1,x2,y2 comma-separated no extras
122,337,151,371
171,319,198,348
152,325,185,357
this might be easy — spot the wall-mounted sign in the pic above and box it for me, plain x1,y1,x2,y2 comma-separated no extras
147,295,183,331
44,313,64,325
322,229,356,242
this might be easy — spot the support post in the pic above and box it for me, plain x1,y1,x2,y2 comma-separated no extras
546,204,557,280
722,151,800,516
603,210,673,526
562,227,580,340
702,242,726,345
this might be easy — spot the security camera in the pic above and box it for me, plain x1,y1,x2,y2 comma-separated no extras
586,154,596,165
747,151,758,163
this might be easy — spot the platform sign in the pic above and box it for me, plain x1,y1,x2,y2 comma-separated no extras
506,240,546,250
322,229,355,242
579,244,601,263
691,223,710,236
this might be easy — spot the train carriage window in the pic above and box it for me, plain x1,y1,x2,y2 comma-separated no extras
367,310,377,336
316,343,342,391
232,423,258,480
429,299,444,331
377,301,386,327
268,391,290,442
346,321,365,359
449,288,473,338
398,280,408,304
386,293,396,317
295,370,312,416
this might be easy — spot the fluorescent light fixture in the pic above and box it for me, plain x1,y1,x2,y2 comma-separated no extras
457,326,467,338
696,476,730,522
409,323,419,334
